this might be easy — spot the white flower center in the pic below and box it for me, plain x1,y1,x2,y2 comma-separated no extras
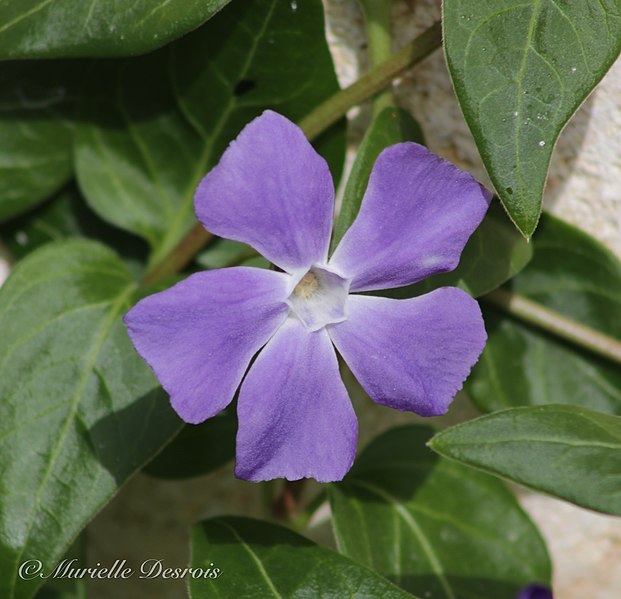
287,265,350,332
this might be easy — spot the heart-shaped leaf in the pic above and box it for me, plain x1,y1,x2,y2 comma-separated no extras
443,0,621,236
429,405,621,516
189,516,417,598
0,240,181,599
330,425,551,599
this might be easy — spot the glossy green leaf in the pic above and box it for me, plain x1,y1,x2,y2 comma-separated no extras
75,0,345,268
0,0,230,59
0,62,84,222
443,0,621,236
0,240,181,599
330,426,550,599
469,213,621,414
385,200,533,299
429,405,621,516
143,407,236,479
189,516,417,599
331,106,423,250
0,185,148,277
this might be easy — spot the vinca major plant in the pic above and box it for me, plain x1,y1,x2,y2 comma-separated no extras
0,1,619,598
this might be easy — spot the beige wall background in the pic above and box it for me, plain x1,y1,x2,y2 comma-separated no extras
0,1,619,598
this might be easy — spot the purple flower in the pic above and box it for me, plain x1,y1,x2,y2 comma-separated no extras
125,111,491,482
516,585,553,599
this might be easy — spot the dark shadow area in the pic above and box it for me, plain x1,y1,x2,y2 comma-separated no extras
143,404,237,480
87,387,181,485
233,79,257,96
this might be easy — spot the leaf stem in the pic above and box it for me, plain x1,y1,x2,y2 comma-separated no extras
483,288,621,366
298,21,442,140
359,0,395,116
141,21,442,285
142,223,212,286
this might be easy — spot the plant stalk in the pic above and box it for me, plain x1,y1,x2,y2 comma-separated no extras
359,0,395,116
142,223,212,286
298,20,441,140
483,288,621,366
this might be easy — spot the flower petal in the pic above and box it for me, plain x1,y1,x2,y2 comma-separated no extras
330,143,492,292
124,267,289,424
195,110,334,272
516,585,553,599
236,318,357,482
328,289,487,416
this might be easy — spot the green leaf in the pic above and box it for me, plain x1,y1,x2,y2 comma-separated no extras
143,407,236,479
0,61,85,222
469,213,621,414
429,405,621,516
385,200,533,299
443,0,621,236
75,0,345,268
331,106,424,250
0,0,230,59
0,240,181,599
195,238,269,270
330,425,550,599
1,185,148,277
189,516,417,599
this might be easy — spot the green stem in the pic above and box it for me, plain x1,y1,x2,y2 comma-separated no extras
142,21,442,285
483,288,621,366
298,20,442,140
142,223,211,286
359,0,394,116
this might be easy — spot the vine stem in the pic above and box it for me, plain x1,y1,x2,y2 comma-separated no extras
298,21,442,140
140,21,442,286
483,288,621,366
142,223,212,286
359,0,395,116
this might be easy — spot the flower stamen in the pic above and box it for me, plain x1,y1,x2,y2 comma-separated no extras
293,271,319,298
287,265,350,332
